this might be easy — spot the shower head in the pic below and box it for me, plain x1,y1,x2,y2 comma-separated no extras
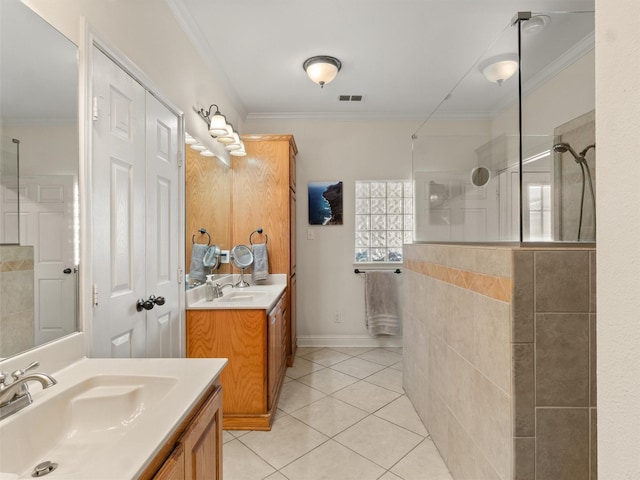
553,142,583,163
579,144,596,157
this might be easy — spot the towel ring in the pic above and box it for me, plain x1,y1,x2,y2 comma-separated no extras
249,228,268,245
192,228,211,245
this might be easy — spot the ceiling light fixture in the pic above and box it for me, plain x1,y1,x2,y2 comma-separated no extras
189,143,207,151
479,54,518,86
303,55,342,88
184,132,198,145
196,103,246,156
521,15,551,35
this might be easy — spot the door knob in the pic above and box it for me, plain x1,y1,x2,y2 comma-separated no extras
151,295,165,306
63,268,72,274
136,298,155,312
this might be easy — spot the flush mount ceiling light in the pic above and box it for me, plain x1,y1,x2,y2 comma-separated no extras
303,55,342,88
521,15,551,35
479,54,518,86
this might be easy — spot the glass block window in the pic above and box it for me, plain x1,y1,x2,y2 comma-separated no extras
355,180,413,263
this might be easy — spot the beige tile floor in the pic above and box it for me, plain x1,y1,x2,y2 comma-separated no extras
223,347,453,480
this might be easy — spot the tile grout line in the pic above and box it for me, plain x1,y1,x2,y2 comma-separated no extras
227,348,442,480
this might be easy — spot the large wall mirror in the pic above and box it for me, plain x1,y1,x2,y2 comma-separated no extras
0,0,79,357
185,143,232,285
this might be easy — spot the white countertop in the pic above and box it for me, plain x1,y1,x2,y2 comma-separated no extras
187,274,287,311
0,336,227,479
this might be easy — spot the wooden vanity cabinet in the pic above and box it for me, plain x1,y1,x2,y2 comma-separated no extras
143,384,223,480
234,135,298,366
186,294,287,430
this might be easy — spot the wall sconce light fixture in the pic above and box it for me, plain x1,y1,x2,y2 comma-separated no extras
479,54,518,86
196,104,246,156
303,55,342,88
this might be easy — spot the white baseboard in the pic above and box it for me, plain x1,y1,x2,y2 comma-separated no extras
297,335,403,348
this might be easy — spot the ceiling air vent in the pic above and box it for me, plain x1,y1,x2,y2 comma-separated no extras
338,95,366,102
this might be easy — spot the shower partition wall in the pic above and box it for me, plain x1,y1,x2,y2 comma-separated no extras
412,11,595,244
405,11,596,480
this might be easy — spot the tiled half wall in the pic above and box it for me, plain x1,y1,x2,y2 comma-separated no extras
0,245,35,357
402,244,597,480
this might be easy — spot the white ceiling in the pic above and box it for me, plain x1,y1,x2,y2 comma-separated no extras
167,0,595,121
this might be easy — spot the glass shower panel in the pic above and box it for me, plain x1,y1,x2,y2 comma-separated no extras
412,19,520,242
520,11,595,242
412,10,595,244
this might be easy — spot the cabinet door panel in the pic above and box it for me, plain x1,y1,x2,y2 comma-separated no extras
153,444,184,480
182,387,223,480
187,309,267,414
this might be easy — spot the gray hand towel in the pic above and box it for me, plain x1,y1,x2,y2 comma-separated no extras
189,243,208,283
251,243,269,282
364,271,401,336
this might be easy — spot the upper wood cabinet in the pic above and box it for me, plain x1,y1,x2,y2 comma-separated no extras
233,135,298,363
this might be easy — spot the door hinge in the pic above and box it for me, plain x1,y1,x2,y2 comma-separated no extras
92,284,99,307
177,267,184,283
92,97,99,121
177,150,183,167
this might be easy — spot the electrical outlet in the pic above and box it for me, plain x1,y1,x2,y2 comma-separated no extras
333,312,341,323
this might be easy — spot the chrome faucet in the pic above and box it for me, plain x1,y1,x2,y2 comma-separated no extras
213,282,234,298
0,361,57,420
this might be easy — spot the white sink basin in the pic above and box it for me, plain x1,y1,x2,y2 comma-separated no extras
0,375,176,477
0,357,227,479
186,275,287,310
217,291,269,303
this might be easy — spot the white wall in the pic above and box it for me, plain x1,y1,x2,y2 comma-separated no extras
1,124,77,176
22,0,242,158
595,0,640,477
244,118,418,346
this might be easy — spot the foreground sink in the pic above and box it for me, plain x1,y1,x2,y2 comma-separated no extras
0,375,176,477
0,357,227,479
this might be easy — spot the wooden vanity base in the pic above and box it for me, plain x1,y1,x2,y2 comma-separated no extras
187,294,288,430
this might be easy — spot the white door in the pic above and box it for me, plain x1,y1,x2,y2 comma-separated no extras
90,48,182,358
1,175,77,345
144,92,181,358
91,48,147,358
20,176,77,345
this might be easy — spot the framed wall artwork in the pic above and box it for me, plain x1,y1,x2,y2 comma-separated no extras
308,181,343,225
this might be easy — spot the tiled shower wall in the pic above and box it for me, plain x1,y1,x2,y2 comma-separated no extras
0,245,34,357
512,249,597,480
403,243,596,480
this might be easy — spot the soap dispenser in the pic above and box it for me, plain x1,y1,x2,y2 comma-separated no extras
205,275,215,301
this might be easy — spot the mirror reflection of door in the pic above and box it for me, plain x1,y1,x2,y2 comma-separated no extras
19,176,77,345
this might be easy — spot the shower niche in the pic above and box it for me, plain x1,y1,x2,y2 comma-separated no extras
412,11,595,244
